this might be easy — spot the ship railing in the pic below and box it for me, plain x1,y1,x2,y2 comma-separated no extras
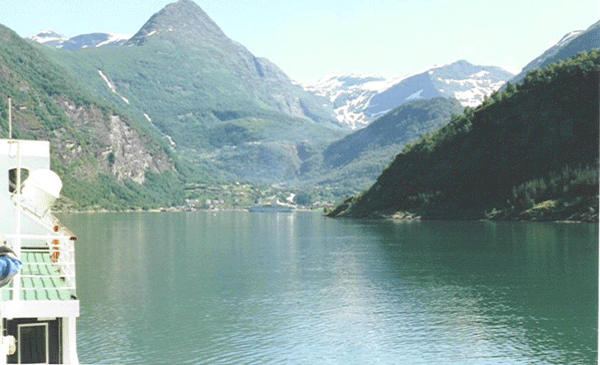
1,234,76,301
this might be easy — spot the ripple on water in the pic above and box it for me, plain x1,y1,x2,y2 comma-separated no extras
68,213,598,364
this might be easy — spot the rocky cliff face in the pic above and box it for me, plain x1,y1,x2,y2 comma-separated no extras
27,0,342,183
56,99,173,184
0,22,177,211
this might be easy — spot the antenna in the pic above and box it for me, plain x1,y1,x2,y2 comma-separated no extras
8,97,12,139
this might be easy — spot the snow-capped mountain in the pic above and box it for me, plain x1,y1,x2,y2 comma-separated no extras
59,33,131,50
28,31,131,50
528,31,583,70
508,20,599,86
304,60,513,129
303,74,397,129
27,30,68,47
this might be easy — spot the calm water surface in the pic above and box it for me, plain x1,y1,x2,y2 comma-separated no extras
58,211,598,364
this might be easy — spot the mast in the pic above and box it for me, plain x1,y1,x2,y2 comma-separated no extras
7,97,11,139
8,98,21,300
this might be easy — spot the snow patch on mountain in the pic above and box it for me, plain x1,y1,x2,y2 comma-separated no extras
95,34,131,47
303,73,403,129
304,61,513,129
552,31,583,50
28,30,67,44
434,76,505,107
98,70,130,104
471,70,489,78
506,26,594,87
28,30,131,50
406,89,424,101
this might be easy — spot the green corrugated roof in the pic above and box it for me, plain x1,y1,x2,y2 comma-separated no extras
1,251,73,301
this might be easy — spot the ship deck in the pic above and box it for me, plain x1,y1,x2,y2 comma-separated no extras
1,249,74,301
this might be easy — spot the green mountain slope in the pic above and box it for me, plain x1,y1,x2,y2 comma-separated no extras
323,98,463,168
307,98,464,192
510,20,600,86
542,21,599,67
329,51,599,222
37,0,347,182
0,24,185,210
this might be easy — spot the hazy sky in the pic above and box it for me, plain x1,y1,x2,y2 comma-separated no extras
1,0,598,83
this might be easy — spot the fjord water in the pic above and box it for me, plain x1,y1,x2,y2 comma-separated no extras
58,212,597,364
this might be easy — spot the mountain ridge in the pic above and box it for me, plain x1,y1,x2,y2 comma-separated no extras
28,30,130,50
507,20,600,86
126,0,226,47
33,0,344,183
328,51,599,222
16,2,600,210
304,60,512,129
305,97,465,193
0,24,183,210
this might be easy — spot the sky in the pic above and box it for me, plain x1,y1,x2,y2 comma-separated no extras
0,0,598,83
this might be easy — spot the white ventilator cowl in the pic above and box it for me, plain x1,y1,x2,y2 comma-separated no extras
22,169,63,215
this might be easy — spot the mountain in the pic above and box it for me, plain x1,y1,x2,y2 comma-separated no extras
125,0,225,47
323,97,463,168
119,0,335,128
508,20,600,85
59,33,131,50
28,31,130,50
303,74,392,129
309,98,464,192
27,30,68,47
304,61,513,129
0,24,183,210
305,97,463,196
328,51,599,222
36,0,344,182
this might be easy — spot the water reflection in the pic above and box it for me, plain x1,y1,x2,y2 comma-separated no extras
59,212,597,364
361,220,598,364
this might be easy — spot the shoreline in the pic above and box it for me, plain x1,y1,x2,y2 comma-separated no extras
327,196,599,224
56,202,598,224
55,206,324,214
55,208,597,224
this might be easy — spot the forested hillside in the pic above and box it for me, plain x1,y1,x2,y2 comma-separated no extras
0,24,185,211
308,98,463,193
37,0,347,183
329,51,599,222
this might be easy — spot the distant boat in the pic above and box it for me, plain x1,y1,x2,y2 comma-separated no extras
248,200,296,213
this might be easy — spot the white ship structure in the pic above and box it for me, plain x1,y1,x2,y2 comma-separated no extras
0,136,79,364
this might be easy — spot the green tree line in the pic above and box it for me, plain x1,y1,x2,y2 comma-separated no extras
331,50,599,221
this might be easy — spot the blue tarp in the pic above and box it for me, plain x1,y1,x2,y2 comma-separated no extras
0,256,22,277
0,248,22,288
